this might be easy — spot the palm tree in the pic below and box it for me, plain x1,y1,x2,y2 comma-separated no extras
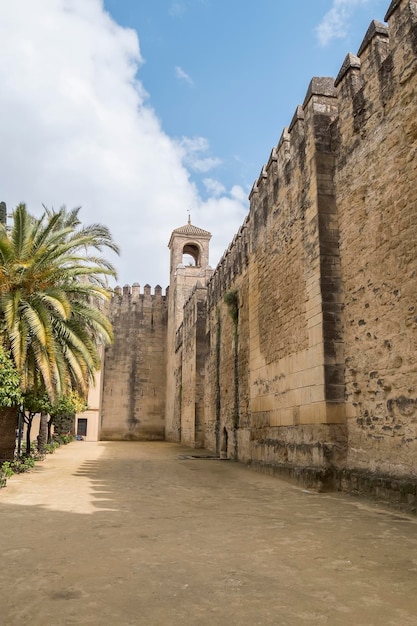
0,203,119,456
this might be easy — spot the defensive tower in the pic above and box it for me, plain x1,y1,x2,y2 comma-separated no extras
165,218,212,441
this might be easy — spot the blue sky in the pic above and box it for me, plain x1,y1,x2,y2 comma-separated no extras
104,0,389,198
0,0,391,286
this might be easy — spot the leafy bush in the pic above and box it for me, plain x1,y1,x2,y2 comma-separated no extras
1,461,14,478
45,441,60,454
1,457,36,480
57,434,74,445
0,347,22,407
10,456,35,473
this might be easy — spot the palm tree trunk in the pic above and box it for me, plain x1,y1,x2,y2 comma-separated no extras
38,411,48,453
0,406,18,462
47,416,53,443
25,414,34,455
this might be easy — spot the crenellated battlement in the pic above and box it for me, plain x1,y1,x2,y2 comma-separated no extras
207,217,250,308
112,283,167,299
109,283,168,318
206,0,417,318
335,0,417,140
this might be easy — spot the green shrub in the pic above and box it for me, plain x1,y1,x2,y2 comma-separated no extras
45,441,60,454
10,456,35,473
0,347,22,407
59,434,74,445
1,461,14,478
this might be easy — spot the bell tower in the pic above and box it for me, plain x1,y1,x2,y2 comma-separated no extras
167,216,211,331
165,217,212,441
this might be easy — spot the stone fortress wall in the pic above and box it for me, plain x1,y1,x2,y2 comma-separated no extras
176,0,417,503
100,284,167,440
101,0,417,507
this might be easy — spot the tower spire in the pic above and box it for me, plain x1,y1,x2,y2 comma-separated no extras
187,208,191,225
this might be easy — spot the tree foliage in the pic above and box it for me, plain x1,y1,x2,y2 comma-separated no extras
48,391,87,437
0,203,119,401
0,346,22,407
49,391,87,418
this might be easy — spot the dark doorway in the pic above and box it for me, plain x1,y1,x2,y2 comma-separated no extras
77,418,88,437
220,427,228,459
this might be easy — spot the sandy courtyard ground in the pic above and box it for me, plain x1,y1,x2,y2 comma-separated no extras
1,441,417,626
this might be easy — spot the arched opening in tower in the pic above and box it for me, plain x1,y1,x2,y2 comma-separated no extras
182,242,200,267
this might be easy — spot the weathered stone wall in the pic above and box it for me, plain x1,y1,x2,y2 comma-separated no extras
165,266,212,442
180,284,209,447
196,0,417,499
205,222,251,459
334,1,417,478
168,321,183,443
203,77,348,481
100,284,167,440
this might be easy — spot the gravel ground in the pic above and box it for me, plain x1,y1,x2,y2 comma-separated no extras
1,440,417,626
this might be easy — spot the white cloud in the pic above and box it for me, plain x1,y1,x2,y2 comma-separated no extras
203,178,226,197
230,185,249,203
175,65,193,85
0,0,247,288
177,137,222,173
197,189,249,263
316,0,370,46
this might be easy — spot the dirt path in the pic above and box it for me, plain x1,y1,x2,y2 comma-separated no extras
1,441,417,626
